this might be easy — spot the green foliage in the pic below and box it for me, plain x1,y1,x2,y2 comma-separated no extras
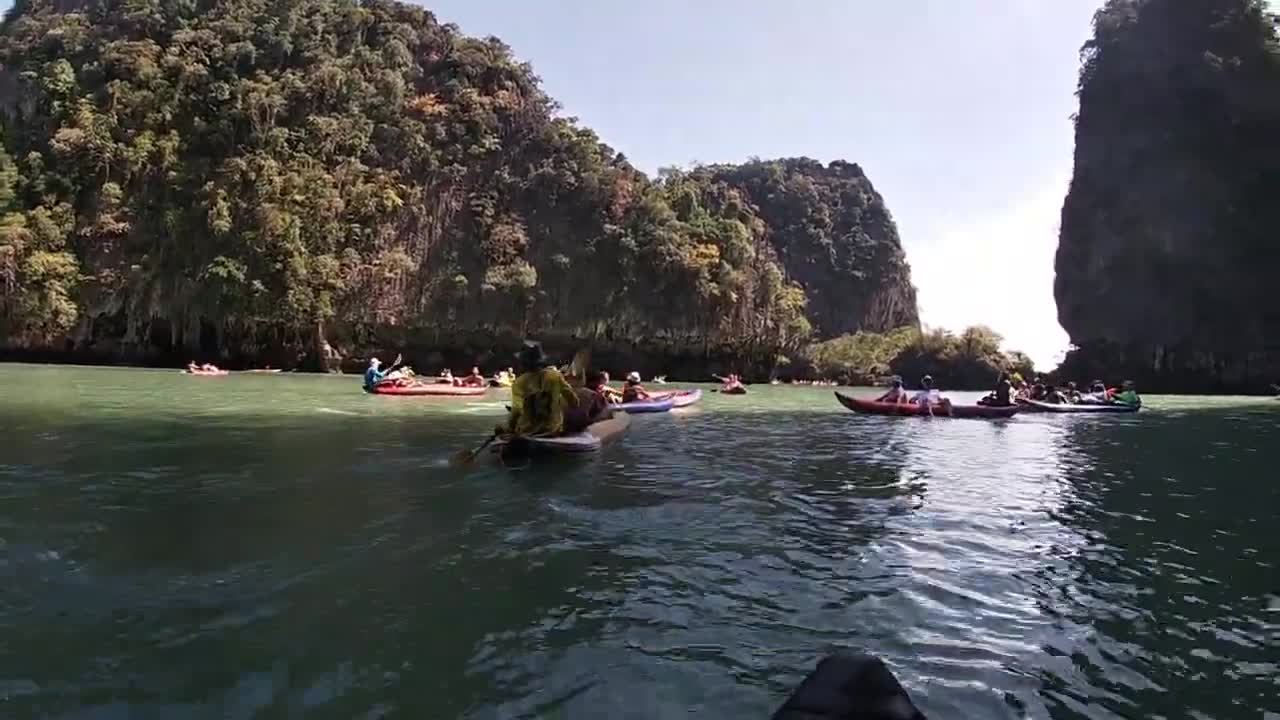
803,325,1036,388
803,327,918,381
0,0,917,365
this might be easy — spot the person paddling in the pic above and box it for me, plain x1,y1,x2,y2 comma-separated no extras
363,354,402,391
877,376,909,404
1114,380,1142,407
498,341,579,438
621,372,651,403
982,373,1013,406
592,371,624,403
564,370,615,432
911,375,952,416
461,366,486,388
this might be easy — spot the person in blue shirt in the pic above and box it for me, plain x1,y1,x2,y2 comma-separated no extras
363,353,402,391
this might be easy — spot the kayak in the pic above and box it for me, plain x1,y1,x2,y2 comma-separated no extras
655,389,703,408
495,412,632,457
241,369,282,374
1020,399,1140,413
834,392,1020,419
613,396,675,414
369,384,486,397
720,385,747,395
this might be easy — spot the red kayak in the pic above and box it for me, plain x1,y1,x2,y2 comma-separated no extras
369,384,486,397
834,392,1019,419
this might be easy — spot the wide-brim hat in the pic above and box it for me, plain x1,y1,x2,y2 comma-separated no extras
515,341,550,368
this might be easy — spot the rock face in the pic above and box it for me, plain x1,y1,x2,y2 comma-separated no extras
696,159,918,337
1056,0,1280,392
0,0,918,373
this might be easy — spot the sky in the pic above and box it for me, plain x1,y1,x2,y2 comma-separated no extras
0,0,1106,367
418,0,1105,368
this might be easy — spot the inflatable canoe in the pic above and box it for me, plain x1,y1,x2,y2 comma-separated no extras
495,412,632,457
613,396,676,414
719,385,747,395
834,392,1020,419
656,389,703,408
183,370,229,376
1020,399,1140,413
369,384,486,397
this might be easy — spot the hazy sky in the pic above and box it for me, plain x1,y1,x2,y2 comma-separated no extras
0,0,1107,367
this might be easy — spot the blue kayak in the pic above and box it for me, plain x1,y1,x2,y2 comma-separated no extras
614,397,675,414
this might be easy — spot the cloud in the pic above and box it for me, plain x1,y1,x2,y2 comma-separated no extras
907,175,1072,369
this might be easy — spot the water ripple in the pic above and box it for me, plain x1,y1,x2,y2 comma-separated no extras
1,369,1277,717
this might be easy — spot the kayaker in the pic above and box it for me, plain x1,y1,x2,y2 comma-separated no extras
1084,380,1110,404
363,354,402,391
499,341,579,437
1114,380,1142,407
911,375,953,414
982,373,1014,406
461,366,486,388
591,371,624,403
565,371,615,431
622,372,651,403
1043,384,1068,404
876,377,909,404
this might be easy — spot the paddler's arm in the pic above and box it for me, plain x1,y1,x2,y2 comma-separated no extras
556,372,579,407
504,378,527,433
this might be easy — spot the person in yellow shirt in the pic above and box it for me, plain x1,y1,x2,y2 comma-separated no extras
501,341,579,437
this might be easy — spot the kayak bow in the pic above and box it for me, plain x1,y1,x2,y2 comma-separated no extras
613,397,676,414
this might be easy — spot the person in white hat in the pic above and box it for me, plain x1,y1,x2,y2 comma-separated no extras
363,353,402,391
621,371,651,403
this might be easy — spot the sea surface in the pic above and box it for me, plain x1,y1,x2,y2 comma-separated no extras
0,364,1276,719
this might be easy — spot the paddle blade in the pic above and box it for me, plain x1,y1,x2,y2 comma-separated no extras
449,448,477,466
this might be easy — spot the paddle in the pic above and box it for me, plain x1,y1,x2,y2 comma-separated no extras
450,432,499,466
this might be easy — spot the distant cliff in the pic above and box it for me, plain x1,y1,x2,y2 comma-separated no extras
1056,0,1280,392
0,0,917,374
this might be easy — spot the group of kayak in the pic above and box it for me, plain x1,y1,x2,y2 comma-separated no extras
363,343,706,460
358,356,514,396
837,372,1143,419
979,373,1142,412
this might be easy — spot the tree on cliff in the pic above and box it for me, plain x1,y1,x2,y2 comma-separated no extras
1056,0,1280,390
0,0,917,369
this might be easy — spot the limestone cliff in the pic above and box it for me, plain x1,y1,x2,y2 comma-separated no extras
1056,0,1280,392
0,0,918,373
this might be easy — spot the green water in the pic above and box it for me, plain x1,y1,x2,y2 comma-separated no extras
1,364,1276,718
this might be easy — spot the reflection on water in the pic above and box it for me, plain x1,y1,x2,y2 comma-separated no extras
0,365,1277,718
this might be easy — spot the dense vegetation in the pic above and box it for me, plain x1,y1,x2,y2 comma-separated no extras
0,0,917,373
1056,0,1280,392
800,325,1035,389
